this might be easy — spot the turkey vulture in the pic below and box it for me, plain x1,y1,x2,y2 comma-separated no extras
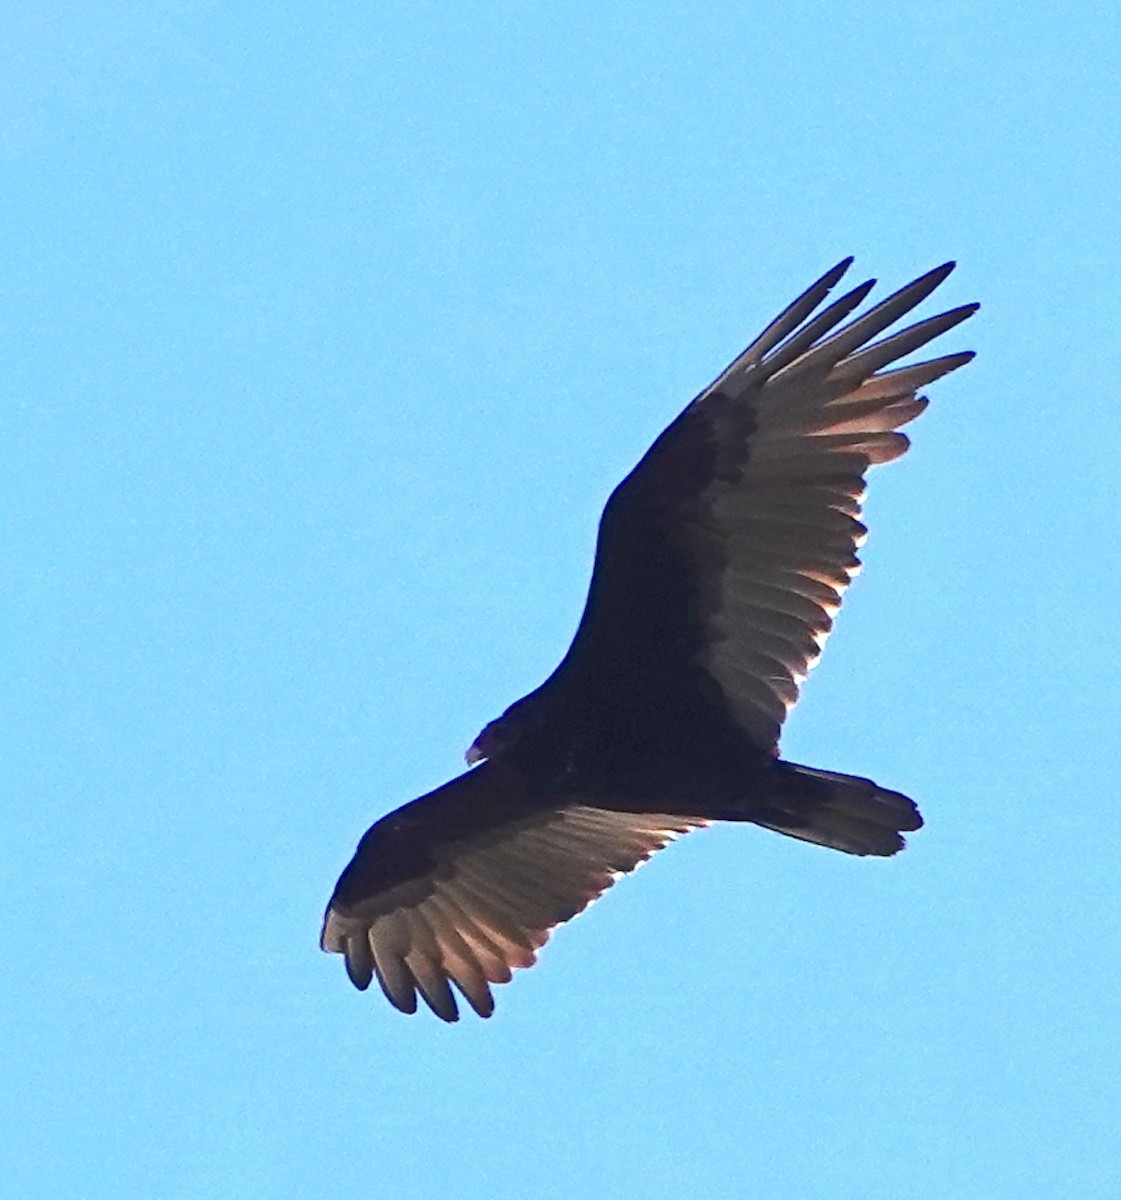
322,259,977,1021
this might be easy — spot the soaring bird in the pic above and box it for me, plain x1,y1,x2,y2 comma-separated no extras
322,259,977,1021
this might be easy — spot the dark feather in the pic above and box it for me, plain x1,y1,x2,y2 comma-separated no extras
323,259,977,1019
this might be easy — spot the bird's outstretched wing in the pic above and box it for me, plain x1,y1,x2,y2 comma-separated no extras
477,260,976,759
322,761,705,1021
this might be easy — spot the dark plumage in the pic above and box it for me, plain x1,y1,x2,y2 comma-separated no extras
322,259,977,1021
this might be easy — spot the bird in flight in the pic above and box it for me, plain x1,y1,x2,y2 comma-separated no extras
322,258,977,1021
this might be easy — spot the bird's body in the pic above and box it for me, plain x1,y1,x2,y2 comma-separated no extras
322,259,977,1021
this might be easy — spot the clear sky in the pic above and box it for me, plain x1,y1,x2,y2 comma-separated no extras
5,4,1119,1198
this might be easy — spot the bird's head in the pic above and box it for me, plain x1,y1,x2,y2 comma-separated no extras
465,689,548,765
465,719,503,765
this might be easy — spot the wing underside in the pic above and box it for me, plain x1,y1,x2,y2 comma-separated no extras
557,261,975,753
323,768,706,1020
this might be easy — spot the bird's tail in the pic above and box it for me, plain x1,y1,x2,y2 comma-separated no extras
745,760,923,856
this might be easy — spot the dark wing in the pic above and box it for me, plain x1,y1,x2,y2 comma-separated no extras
478,260,976,759
321,761,705,1021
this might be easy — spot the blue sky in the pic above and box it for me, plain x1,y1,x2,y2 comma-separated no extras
5,3,1119,1198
